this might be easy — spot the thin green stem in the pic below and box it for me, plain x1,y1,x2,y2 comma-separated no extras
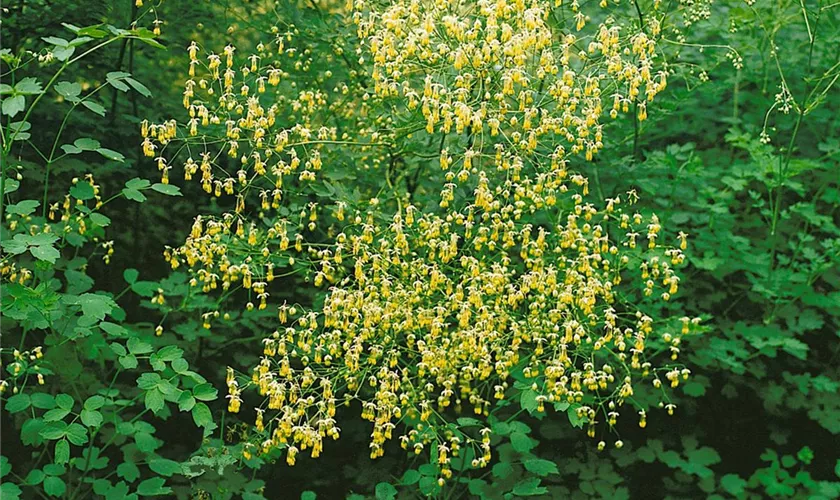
0,149,8,226
3,36,125,225
41,83,108,218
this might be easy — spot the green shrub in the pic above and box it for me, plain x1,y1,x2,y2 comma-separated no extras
2,0,838,499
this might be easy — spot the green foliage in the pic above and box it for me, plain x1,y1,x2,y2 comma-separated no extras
0,16,223,500
3,0,839,499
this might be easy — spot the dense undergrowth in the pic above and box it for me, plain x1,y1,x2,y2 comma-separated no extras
1,0,838,499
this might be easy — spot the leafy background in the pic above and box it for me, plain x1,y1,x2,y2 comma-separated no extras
1,0,838,499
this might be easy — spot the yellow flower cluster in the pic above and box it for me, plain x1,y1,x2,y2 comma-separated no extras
145,0,703,480
1,173,114,284
145,33,385,299
0,347,46,396
0,262,33,286
357,0,667,161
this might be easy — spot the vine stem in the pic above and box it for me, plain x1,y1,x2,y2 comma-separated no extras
1,143,8,227
632,102,641,163
766,0,821,287
41,83,108,218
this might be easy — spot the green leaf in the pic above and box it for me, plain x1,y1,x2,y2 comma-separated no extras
81,100,106,116
70,182,96,200
171,358,189,373
119,354,138,369
43,408,71,422
9,121,30,141
106,72,131,92
55,81,82,101
523,458,559,476
144,389,165,414
510,432,536,453
70,24,108,38
132,26,162,39
97,148,125,162
134,432,159,453
156,379,178,396
123,177,149,202
418,476,437,496
192,383,218,401
24,469,45,485
797,446,814,465
131,281,158,296
683,381,706,397
43,464,65,476
31,393,56,410
156,346,183,361
31,244,61,264
65,423,88,446
75,293,116,321
782,338,809,360
401,470,421,485
191,402,213,427
781,455,796,468
106,481,135,500
117,461,140,482
54,439,70,465
418,464,437,477
110,343,127,356
1,234,28,255
512,477,548,497
92,479,111,496
720,474,746,495
0,482,21,500
148,353,164,372
177,393,195,412
126,78,152,97
2,94,25,117
3,178,20,194
520,389,539,414
468,479,487,496
14,77,43,95
136,477,172,496
53,46,75,61
492,461,513,479
123,269,139,284
44,476,66,497
567,406,585,428
81,409,104,428
55,394,74,410
84,395,106,410
128,337,153,355
151,183,182,196
66,270,94,294
7,199,39,216
5,393,31,413
687,447,721,467
148,459,181,477
43,36,69,46
74,137,100,150
67,36,93,47
301,492,317,500
375,482,398,500
29,234,58,246
125,178,151,190
491,421,511,436
21,419,46,446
